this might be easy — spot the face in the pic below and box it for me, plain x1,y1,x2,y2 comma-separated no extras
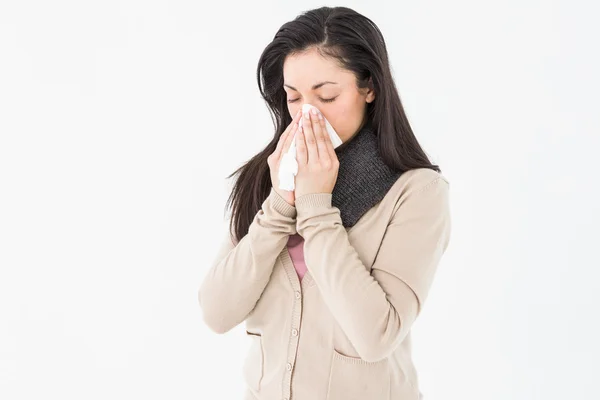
282,47,375,143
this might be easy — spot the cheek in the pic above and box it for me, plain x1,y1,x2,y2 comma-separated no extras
287,101,358,139
322,104,357,139
287,104,302,120
287,104,294,116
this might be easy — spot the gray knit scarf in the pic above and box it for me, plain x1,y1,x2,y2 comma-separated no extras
331,120,405,228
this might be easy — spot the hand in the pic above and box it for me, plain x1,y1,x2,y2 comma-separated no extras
294,107,340,200
267,109,302,206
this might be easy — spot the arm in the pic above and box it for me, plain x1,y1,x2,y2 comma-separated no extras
198,188,297,334
295,176,451,362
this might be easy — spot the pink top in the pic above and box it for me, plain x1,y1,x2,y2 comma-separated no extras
286,233,307,281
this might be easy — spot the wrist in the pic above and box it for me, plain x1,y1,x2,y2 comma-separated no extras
269,188,296,217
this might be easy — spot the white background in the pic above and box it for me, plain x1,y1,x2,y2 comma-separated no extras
1,1,599,399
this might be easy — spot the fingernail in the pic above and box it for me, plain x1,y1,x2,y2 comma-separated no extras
304,112,310,120
311,108,318,115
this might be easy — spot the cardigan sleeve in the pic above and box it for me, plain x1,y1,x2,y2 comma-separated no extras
198,188,297,334
295,175,451,362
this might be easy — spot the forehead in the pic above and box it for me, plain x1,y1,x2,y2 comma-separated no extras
283,48,354,88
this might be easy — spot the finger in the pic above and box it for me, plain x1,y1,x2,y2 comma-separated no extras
321,115,338,162
273,127,289,157
290,108,303,127
302,110,319,163
283,119,299,153
274,110,302,158
312,109,330,165
296,122,307,165
326,131,338,163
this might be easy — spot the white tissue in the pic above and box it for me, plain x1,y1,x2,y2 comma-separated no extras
278,104,343,191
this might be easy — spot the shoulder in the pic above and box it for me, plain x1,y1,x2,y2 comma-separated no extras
391,167,449,197
400,167,448,189
381,168,450,214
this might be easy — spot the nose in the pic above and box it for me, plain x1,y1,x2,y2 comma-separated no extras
301,103,320,115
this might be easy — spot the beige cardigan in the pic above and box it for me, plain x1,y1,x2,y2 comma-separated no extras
198,168,452,400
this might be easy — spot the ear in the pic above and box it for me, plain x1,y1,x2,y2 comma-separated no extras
365,77,375,103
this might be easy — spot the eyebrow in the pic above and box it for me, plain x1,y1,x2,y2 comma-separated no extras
283,81,338,91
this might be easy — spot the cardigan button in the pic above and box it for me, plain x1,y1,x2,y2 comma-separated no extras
291,328,298,336
286,363,292,371
295,291,301,299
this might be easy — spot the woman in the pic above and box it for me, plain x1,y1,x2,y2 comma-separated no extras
199,6,451,400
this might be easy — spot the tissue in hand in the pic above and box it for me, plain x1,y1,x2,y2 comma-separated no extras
277,104,343,191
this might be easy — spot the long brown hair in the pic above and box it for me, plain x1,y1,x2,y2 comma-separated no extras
225,6,441,243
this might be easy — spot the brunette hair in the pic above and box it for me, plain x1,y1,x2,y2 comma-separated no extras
225,6,440,242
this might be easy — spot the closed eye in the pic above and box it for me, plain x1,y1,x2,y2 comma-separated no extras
288,96,337,104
